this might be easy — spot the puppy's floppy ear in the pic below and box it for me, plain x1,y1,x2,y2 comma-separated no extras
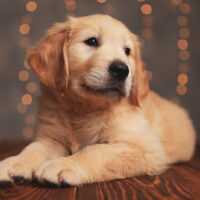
27,22,70,94
129,34,149,107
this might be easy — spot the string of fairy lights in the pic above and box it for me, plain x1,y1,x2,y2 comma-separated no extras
171,0,191,98
17,0,191,139
18,0,38,139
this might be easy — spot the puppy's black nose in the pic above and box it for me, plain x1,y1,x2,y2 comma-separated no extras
109,61,129,81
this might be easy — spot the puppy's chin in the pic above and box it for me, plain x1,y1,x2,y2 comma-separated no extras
81,84,126,99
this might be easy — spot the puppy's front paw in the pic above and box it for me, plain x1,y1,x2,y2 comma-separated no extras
35,158,87,186
0,156,37,185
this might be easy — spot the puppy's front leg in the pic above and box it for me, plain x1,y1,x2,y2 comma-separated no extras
36,141,169,186
0,139,66,184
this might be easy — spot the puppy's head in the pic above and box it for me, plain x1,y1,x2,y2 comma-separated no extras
27,14,149,106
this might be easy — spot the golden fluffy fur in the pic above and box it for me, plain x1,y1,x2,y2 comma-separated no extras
0,14,196,186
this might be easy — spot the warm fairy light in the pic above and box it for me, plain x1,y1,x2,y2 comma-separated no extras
18,70,29,81
137,0,145,2
177,16,188,26
26,82,37,93
97,0,107,3
142,28,152,39
23,127,34,139
25,114,35,125
19,37,30,48
21,15,32,24
179,50,190,61
19,24,30,35
177,73,188,85
65,0,77,11
178,63,189,73
176,85,187,95
179,28,190,39
17,103,27,114
26,1,37,12
22,94,32,105
180,3,191,14
142,16,153,26
171,0,182,6
177,39,188,50
140,4,152,15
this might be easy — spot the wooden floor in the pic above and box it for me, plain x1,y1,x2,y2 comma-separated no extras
0,141,199,200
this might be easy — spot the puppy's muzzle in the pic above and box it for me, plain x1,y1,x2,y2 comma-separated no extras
109,61,129,82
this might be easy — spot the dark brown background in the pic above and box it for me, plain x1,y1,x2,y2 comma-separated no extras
0,0,199,140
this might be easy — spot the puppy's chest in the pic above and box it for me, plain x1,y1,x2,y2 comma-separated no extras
70,113,109,150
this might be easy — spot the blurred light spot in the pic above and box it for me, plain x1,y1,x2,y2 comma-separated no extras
26,1,37,12
177,16,188,27
137,0,145,2
142,16,154,26
18,70,29,81
23,127,34,139
97,0,107,3
176,85,187,95
178,63,189,73
25,114,35,125
177,39,188,50
22,94,32,105
179,28,190,39
17,103,27,114
179,50,190,61
26,82,37,93
19,37,30,48
146,70,152,81
65,0,77,11
24,60,31,69
141,4,152,15
171,0,182,6
180,3,191,14
19,24,30,35
170,97,180,105
177,73,188,85
21,15,32,24
142,28,152,39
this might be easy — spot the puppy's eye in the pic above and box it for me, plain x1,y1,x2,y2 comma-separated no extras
125,47,131,56
84,37,99,47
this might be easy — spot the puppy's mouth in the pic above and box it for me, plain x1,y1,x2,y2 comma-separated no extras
81,84,126,98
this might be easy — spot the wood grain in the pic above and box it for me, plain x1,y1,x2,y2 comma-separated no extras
0,141,199,200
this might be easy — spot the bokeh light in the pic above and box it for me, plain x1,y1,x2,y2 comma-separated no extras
177,73,188,85
97,0,107,3
171,0,182,6
177,16,188,26
177,39,188,50
65,0,77,11
141,4,152,15
142,28,152,39
23,127,34,139
18,70,29,81
17,103,27,114
26,82,37,93
26,1,37,12
179,50,190,61
22,94,32,105
179,28,190,39
19,24,30,35
176,85,187,95
180,3,191,14
25,114,35,125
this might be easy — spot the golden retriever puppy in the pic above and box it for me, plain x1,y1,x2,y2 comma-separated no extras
0,14,196,186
